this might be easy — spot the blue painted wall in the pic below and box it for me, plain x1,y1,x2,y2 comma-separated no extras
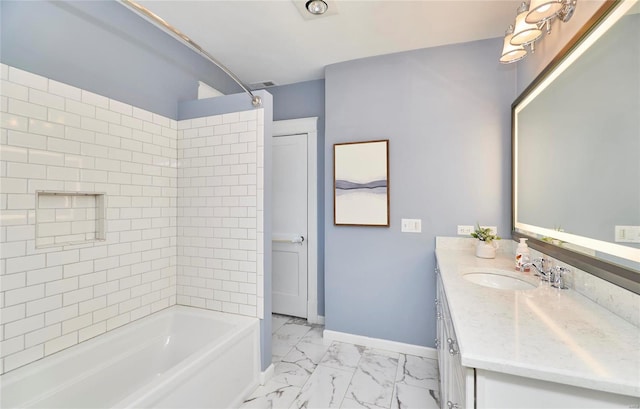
0,0,239,119
267,80,326,316
324,38,516,347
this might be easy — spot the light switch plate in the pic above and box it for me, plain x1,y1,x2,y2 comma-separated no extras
401,218,422,233
457,225,474,235
615,226,640,243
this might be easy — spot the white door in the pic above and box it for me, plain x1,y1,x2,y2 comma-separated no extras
272,134,308,318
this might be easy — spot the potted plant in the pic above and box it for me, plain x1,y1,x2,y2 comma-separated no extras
470,224,500,259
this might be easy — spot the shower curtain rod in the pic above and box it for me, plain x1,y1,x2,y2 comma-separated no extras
120,0,262,108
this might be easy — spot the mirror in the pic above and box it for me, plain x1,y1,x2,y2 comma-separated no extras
513,0,640,292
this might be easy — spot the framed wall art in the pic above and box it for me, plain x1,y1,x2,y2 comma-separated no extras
334,140,389,227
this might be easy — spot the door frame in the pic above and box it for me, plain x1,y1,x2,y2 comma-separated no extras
272,117,319,324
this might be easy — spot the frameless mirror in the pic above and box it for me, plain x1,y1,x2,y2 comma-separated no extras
513,0,640,292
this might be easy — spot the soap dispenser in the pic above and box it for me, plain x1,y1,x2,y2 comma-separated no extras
515,238,530,271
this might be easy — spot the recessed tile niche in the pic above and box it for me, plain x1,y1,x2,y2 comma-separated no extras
35,191,106,248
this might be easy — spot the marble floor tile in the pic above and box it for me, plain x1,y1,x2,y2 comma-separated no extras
239,380,301,409
290,364,355,409
391,384,439,409
272,323,331,387
286,316,311,326
258,315,441,409
340,398,389,409
271,361,314,387
272,341,294,363
365,348,400,359
299,325,325,345
283,339,330,370
274,322,312,345
395,354,439,390
272,323,312,362
272,314,290,334
320,341,366,371
345,350,399,408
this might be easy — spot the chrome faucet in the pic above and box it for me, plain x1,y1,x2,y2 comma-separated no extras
519,257,549,280
551,266,571,289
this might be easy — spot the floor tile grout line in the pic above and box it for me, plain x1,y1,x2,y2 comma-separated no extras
337,349,361,409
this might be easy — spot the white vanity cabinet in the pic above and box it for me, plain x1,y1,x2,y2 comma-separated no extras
474,369,639,408
434,249,640,409
436,269,473,409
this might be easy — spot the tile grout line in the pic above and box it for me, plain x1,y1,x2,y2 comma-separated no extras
336,345,361,409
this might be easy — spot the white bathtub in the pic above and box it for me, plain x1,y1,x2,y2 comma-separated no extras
0,306,260,408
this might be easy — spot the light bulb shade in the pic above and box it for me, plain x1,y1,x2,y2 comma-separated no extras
511,8,543,45
306,0,328,15
500,33,527,64
525,0,564,23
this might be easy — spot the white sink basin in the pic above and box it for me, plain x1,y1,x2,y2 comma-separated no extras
463,271,538,290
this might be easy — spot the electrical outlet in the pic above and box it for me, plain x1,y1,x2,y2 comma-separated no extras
457,225,474,235
481,226,498,236
401,219,422,233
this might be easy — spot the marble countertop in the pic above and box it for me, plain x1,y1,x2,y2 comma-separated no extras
435,246,640,398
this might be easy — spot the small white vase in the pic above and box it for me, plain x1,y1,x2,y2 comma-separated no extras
475,240,497,259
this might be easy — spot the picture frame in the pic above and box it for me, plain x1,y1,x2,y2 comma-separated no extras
334,140,389,227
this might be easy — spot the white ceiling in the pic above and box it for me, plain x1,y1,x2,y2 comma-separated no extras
135,0,521,87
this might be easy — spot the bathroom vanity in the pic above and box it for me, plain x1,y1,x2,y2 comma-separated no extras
435,240,640,409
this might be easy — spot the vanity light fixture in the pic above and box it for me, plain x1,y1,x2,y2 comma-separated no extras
511,2,543,46
500,25,528,64
500,0,577,64
526,0,564,23
306,0,328,15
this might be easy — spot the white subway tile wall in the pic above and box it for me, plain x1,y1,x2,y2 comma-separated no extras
0,64,266,374
0,65,179,374
176,109,265,319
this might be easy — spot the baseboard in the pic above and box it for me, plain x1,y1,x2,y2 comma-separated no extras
323,329,437,359
259,363,274,385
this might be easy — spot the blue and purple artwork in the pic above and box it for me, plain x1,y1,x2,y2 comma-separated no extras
334,140,389,226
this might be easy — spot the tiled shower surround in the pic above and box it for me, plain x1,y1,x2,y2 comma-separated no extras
176,111,265,318
0,64,265,374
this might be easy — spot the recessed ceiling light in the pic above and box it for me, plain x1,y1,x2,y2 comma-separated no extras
305,0,328,15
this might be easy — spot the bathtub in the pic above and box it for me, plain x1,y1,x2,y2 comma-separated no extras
0,306,260,408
